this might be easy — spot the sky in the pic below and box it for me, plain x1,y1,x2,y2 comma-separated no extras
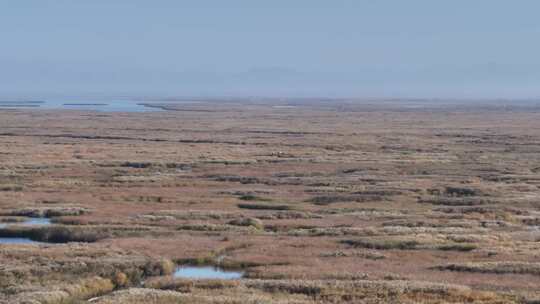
1,0,540,99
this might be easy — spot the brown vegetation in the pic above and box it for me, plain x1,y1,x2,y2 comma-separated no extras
1,100,540,303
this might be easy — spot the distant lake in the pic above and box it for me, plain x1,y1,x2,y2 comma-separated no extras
0,100,164,112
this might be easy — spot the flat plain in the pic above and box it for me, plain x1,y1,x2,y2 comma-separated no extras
1,100,540,303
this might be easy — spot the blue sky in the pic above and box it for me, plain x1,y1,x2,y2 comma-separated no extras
1,0,540,99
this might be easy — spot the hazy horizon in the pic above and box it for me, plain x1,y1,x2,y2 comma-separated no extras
2,1,540,100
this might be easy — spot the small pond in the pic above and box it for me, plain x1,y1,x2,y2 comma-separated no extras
0,237,41,244
174,266,243,280
0,217,52,244
0,217,52,227
23,218,52,226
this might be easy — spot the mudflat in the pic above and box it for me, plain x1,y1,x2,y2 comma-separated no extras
1,101,540,303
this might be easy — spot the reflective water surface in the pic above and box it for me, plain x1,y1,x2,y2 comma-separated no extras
0,100,163,112
173,266,243,280
0,217,51,244
0,237,41,244
24,218,52,226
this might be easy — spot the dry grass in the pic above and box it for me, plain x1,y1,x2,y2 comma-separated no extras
342,238,420,250
1,102,540,302
237,203,294,211
434,262,540,276
89,278,518,304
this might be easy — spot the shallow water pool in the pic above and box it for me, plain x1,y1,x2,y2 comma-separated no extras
0,237,41,244
0,217,52,227
174,266,243,280
23,218,52,225
0,218,51,244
